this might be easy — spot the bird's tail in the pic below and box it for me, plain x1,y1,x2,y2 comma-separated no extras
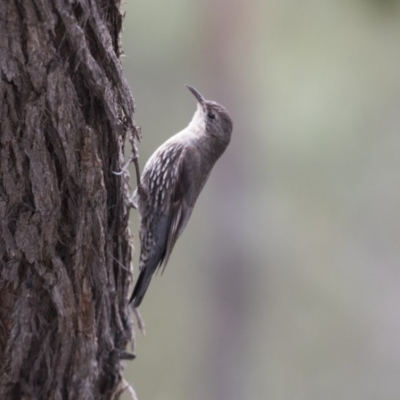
129,267,153,307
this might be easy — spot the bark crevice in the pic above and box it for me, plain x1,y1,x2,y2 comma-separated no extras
0,0,137,398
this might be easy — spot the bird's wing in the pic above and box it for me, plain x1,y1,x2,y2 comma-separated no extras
160,147,198,273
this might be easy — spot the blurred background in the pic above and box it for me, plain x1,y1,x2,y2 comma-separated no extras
121,1,400,399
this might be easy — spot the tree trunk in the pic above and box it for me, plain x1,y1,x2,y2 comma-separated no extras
0,0,137,399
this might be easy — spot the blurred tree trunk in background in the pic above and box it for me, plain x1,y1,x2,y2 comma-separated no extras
0,1,136,399
201,1,252,400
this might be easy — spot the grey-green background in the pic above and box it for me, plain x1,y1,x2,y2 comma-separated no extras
122,1,400,399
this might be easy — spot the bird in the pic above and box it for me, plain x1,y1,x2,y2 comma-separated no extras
129,85,233,307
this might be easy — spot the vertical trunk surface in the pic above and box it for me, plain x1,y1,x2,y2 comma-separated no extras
0,0,137,399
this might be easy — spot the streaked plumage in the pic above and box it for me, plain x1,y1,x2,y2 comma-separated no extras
130,86,233,307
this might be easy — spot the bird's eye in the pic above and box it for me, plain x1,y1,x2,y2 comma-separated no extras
208,112,215,120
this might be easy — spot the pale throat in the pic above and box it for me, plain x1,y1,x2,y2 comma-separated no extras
186,103,206,135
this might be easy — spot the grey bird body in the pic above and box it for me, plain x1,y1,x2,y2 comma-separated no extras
130,86,232,307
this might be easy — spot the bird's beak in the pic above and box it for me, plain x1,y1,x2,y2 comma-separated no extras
186,85,205,106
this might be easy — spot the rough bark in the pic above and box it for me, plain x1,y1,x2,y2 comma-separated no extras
0,0,137,399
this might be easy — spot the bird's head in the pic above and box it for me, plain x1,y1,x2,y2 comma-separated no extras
186,85,233,147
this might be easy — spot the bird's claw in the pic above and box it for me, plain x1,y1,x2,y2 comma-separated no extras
112,153,138,176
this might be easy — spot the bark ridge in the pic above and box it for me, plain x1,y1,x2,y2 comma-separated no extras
0,0,137,398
